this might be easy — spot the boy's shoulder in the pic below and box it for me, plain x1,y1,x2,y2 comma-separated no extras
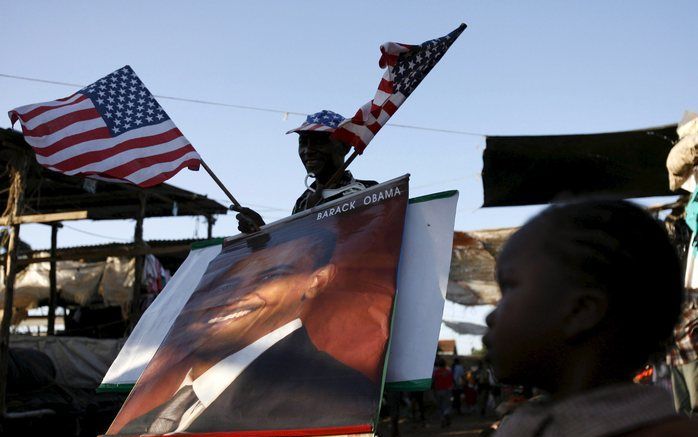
617,416,698,437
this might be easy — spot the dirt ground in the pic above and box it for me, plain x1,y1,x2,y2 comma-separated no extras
375,410,496,437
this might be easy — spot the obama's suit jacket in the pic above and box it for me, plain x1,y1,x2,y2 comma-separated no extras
118,327,378,434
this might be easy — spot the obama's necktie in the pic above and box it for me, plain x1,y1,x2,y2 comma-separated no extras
147,385,198,434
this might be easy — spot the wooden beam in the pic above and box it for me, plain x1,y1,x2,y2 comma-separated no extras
47,224,59,336
128,194,147,330
0,153,27,415
0,210,88,225
25,191,138,207
206,215,215,239
15,243,193,265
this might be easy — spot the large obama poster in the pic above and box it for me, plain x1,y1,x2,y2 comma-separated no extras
106,176,409,437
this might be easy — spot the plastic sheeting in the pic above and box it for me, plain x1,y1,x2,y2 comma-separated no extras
667,111,698,191
10,335,125,389
0,260,104,309
483,125,678,207
100,257,135,307
0,254,168,315
448,228,516,305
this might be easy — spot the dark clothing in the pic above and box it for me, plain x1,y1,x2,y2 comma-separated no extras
119,327,377,434
293,171,378,214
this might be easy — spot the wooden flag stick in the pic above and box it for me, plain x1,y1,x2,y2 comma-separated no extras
200,160,242,210
307,150,360,209
326,150,359,188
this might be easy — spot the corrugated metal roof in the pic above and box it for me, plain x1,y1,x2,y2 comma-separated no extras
1,128,228,220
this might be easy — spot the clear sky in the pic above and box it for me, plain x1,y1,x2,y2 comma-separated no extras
3,0,697,250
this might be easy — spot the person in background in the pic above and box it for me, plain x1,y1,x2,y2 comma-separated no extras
451,357,465,415
432,358,453,427
484,199,698,436
236,110,377,233
476,365,492,418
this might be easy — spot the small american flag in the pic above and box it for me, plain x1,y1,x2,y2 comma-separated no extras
332,24,466,154
8,66,201,187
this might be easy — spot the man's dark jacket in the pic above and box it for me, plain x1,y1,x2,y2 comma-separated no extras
293,171,378,214
118,327,378,434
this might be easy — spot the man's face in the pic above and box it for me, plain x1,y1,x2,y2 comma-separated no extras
298,133,345,178
482,224,569,390
178,237,334,357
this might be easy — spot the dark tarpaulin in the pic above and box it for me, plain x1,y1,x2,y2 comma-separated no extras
482,124,678,207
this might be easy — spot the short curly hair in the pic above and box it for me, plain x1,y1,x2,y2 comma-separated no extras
526,199,683,371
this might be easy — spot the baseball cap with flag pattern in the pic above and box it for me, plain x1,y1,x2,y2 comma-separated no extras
286,110,346,134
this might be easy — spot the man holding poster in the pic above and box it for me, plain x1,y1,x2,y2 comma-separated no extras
107,176,409,436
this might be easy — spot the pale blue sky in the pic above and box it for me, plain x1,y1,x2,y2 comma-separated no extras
3,1,697,249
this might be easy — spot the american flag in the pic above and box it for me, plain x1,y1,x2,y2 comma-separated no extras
8,66,201,187
332,24,466,154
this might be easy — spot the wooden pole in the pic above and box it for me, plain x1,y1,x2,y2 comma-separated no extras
200,160,242,209
128,193,147,331
0,153,27,415
206,215,214,239
47,223,59,336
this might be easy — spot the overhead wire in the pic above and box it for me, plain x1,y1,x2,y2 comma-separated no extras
0,72,488,137
2,72,490,238
61,223,131,242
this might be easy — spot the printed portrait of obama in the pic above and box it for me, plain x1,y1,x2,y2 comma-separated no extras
119,227,378,435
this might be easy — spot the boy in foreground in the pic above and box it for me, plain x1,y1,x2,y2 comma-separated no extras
484,200,698,436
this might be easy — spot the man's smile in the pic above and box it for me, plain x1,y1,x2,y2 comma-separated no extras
207,303,262,324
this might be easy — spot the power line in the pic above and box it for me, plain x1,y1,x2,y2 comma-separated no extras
0,72,487,137
62,223,131,242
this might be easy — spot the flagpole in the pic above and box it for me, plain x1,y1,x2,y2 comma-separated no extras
199,160,242,210
306,150,360,209
326,150,359,187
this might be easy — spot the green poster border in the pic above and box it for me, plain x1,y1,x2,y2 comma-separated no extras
191,237,226,250
408,190,457,205
96,383,134,393
385,379,432,392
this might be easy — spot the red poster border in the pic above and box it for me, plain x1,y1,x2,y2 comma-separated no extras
151,423,372,436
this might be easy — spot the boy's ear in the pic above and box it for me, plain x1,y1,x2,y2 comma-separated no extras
304,264,337,300
562,289,609,340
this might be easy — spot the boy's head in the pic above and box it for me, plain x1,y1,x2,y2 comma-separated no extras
484,199,683,392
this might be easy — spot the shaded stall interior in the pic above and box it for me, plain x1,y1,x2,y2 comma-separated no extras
0,128,227,435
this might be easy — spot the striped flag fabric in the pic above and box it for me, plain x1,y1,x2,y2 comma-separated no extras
8,65,201,187
332,24,466,154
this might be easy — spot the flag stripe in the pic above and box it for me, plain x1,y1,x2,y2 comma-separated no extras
21,108,101,137
377,78,393,95
32,127,112,158
56,135,193,175
10,93,83,120
128,151,201,186
383,99,399,116
43,127,185,171
24,118,109,149
137,158,201,187
368,122,382,135
21,97,95,130
38,119,178,160
102,144,198,180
